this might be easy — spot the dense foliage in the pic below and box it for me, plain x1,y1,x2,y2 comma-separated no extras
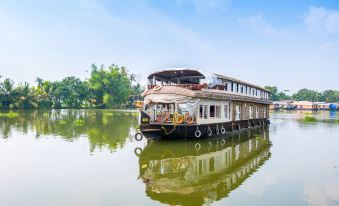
265,86,339,102
0,64,144,109
1,66,337,109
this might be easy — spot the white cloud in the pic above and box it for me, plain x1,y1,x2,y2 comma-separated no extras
241,13,279,37
304,6,339,35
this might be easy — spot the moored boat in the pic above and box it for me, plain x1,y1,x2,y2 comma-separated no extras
138,68,271,138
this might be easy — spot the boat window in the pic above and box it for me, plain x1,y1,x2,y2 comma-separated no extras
216,106,221,118
241,87,244,93
199,105,203,118
169,104,175,114
249,106,253,119
231,82,234,92
199,105,208,119
224,83,228,91
178,103,188,114
224,104,229,119
210,105,215,118
236,105,241,120
203,105,208,119
255,106,259,118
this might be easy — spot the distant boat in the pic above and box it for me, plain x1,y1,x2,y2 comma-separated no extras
329,103,337,111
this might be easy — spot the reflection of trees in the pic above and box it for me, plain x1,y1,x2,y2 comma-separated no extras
138,128,272,206
0,110,138,152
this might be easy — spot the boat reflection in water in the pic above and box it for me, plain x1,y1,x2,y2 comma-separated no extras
137,127,271,205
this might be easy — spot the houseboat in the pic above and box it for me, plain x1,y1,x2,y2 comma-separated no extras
138,68,271,138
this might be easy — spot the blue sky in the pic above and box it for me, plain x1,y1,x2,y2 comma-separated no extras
0,0,339,92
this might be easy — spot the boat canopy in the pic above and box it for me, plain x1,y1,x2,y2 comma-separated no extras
144,93,200,116
147,68,205,84
147,67,270,93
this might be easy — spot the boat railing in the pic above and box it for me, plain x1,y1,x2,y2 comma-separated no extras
148,83,208,91
147,84,270,100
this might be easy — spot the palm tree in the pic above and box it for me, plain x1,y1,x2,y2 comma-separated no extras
16,82,38,109
0,78,17,108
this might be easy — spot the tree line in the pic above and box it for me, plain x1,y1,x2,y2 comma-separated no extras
264,86,339,102
1,66,337,110
0,64,144,109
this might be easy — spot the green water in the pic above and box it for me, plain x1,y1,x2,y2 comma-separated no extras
0,110,338,206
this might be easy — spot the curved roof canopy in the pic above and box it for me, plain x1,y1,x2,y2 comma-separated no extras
148,68,205,81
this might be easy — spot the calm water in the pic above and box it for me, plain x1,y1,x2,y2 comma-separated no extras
0,110,338,206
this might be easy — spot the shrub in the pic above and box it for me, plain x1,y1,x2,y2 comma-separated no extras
303,116,317,122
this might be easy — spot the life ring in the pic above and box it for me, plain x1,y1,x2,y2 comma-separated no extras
220,127,226,134
185,112,194,124
135,132,143,141
207,128,212,136
194,129,201,138
134,147,142,156
266,119,270,125
153,85,162,91
176,114,184,124
195,143,201,151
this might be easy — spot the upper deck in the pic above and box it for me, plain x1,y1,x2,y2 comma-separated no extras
146,68,271,103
